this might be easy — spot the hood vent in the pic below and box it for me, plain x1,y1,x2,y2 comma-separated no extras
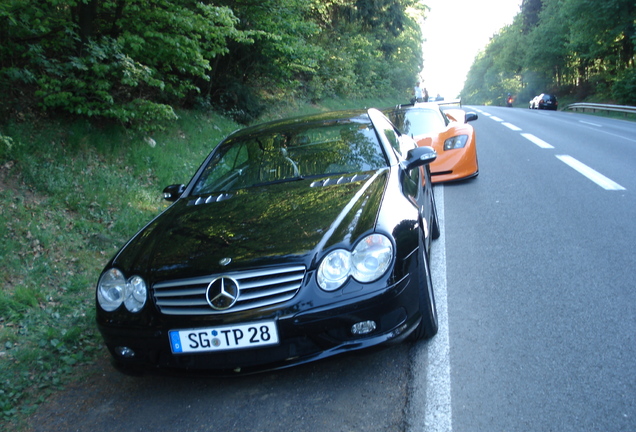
188,193,233,206
310,174,370,188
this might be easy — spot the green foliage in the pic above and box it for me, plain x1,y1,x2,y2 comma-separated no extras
0,0,426,128
0,133,17,161
612,68,636,104
303,0,423,102
0,0,254,128
461,0,636,105
0,109,238,429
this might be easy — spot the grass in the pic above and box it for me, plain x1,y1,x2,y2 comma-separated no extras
0,96,405,430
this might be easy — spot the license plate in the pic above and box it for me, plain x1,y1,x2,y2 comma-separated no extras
169,321,279,354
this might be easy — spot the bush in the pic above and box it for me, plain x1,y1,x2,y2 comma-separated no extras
612,69,636,105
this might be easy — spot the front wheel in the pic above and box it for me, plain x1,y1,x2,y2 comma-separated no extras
409,241,438,340
430,193,441,240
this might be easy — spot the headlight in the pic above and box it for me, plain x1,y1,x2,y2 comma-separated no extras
351,234,393,282
317,234,393,291
444,135,468,150
124,275,147,313
317,250,351,291
97,269,147,312
97,269,126,311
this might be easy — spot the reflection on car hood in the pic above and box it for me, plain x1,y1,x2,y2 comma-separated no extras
111,170,388,281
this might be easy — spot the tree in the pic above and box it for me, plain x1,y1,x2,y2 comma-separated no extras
0,0,253,129
461,0,636,104
0,0,427,127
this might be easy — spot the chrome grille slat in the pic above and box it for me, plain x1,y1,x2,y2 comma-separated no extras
240,274,302,289
159,307,212,316
153,288,203,298
155,277,217,289
157,298,209,307
238,283,300,300
153,265,305,316
237,293,297,310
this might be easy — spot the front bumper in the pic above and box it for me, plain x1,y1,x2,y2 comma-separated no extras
431,145,479,183
98,271,422,376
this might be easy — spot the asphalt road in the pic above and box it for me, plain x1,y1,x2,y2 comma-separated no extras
27,106,636,431
430,106,636,432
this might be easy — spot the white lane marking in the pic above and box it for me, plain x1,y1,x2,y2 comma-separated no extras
490,116,503,122
596,129,636,143
487,113,629,189
481,112,492,117
409,185,452,432
556,155,626,190
579,120,601,127
502,122,522,131
521,133,554,149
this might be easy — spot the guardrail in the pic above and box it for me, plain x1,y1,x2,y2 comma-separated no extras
566,102,636,115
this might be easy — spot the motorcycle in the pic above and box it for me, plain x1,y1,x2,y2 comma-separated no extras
506,96,513,107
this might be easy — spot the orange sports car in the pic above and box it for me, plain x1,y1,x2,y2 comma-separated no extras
386,102,479,183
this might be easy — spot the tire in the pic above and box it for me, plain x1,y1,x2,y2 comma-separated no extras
409,237,438,340
430,194,441,240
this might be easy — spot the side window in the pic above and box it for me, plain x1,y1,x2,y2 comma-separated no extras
378,117,419,159
383,126,401,156
210,144,249,182
399,135,422,198
373,116,402,157
192,143,249,194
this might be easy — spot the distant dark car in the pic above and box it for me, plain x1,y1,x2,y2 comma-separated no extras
96,108,440,376
529,94,558,110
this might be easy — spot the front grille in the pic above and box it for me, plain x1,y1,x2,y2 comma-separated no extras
153,265,306,316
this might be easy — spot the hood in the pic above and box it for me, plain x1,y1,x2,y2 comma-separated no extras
111,170,388,281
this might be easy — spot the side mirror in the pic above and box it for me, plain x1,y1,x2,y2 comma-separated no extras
163,184,186,202
403,146,437,171
465,112,478,122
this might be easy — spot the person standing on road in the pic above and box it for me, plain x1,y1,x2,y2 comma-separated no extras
414,81,423,103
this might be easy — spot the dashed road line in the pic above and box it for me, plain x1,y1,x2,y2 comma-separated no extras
502,122,521,131
475,109,626,190
579,120,601,127
556,155,626,190
521,133,554,149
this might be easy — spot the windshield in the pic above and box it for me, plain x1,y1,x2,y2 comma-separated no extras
192,119,387,195
388,108,446,137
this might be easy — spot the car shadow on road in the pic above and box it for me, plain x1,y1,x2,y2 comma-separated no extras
26,343,413,432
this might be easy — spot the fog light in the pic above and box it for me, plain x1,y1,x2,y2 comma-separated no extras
115,346,136,358
351,320,377,335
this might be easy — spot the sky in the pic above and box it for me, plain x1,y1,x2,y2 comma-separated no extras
419,0,522,99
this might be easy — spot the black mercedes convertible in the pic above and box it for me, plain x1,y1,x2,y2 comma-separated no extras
96,108,440,375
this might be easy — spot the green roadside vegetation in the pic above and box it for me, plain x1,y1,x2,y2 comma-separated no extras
0,96,405,430
1,1,424,428
460,0,635,107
